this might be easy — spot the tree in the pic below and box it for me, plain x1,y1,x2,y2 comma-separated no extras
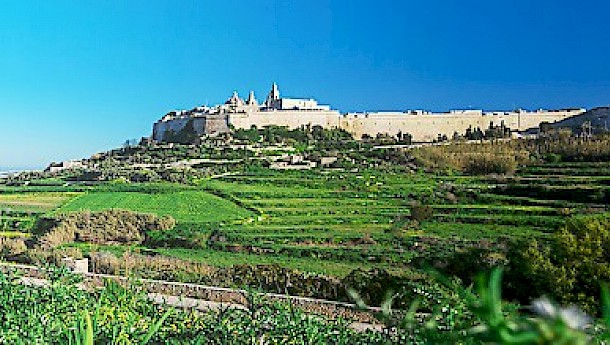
504,214,610,313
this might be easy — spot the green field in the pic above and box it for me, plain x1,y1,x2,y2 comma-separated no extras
1,159,608,279
0,192,77,213
55,190,254,223
0,192,79,232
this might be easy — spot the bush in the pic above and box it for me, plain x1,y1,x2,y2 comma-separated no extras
0,237,27,258
22,247,84,266
463,154,517,175
36,210,176,248
410,204,434,222
504,213,610,314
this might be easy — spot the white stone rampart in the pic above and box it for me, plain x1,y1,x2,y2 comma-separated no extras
229,109,341,130
340,109,584,140
152,84,586,142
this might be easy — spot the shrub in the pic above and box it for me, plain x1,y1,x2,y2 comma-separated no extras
410,204,434,222
504,213,610,314
343,268,410,307
23,247,84,266
463,154,517,175
36,210,176,248
0,237,27,258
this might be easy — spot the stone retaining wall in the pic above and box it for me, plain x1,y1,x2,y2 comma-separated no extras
0,263,381,323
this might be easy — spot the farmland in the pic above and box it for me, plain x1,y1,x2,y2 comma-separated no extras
0,132,610,341
55,190,254,223
2,159,607,279
1,134,610,343
0,192,77,234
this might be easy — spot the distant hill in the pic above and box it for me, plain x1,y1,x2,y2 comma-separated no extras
545,106,610,134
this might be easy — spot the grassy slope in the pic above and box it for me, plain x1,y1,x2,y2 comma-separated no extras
2,160,607,277
55,190,254,223
0,192,78,213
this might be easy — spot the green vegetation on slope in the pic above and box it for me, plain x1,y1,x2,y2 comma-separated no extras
55,190,254,224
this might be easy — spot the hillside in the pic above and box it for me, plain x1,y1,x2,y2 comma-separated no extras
541,106,610,134
1,132,610,343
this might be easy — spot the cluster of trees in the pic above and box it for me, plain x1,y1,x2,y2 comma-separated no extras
463,121,512,141
444,213,610,315
410,133,610,175
504,214,610,314
533,135,610,162
360,132,414,145
411,141,527,175
233,124,353,145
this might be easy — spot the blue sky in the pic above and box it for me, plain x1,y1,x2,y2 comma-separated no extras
1,0,609,169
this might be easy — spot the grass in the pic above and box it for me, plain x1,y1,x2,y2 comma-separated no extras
0,192,78,213
2,158,609,279
55,190,254,223
0,231,31,238
155,247,385,277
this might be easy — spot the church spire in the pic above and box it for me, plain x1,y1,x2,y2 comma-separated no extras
265,82,280,107
225,90,244,106
247,90,257,105
271,82,280,100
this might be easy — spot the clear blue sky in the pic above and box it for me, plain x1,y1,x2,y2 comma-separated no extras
1,0,609,169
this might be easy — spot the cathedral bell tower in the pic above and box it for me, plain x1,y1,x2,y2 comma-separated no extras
265,83,281,108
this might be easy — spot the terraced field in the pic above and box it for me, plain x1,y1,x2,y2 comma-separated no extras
1,160,607,279
166,162,605,276
0,192,78,233
0,192,76,213
55,190,254,223
485,162,609,209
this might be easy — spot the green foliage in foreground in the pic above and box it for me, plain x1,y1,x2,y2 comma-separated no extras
0,268,405,344
2,266,610,344
504,213,610,314
351,268,610,344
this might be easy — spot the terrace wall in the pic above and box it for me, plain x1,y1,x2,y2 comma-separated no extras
0,263,380,323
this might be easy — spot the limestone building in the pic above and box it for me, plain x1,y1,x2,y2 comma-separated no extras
152,83,585,142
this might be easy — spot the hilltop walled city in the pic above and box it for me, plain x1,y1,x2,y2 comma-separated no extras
153,83,586,142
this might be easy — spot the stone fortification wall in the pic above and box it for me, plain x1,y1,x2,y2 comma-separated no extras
153,108,584,143
229,110,341,130
153,117,206,142
153,115,229,142
340,110,584,141
151,84,585,142
203,114,230,134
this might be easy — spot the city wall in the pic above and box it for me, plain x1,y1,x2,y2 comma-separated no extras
339,109,583,141
153,117,208,140
153,115,229,141
155,109,584,142
229,110,341,130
